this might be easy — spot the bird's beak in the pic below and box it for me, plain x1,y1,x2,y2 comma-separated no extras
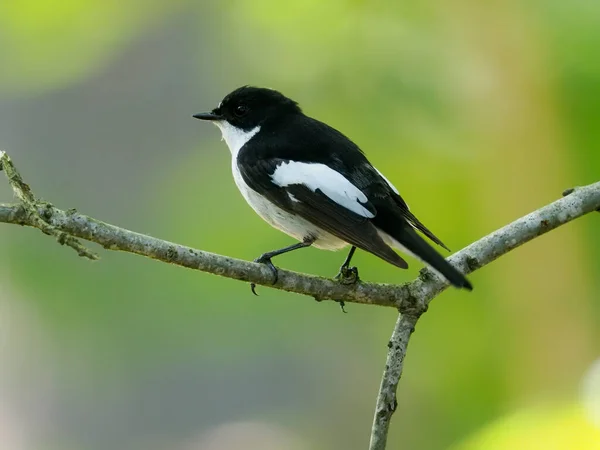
193,111,223,121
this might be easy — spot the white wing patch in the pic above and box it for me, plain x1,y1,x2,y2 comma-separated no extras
271,161,375,218
375,168,400,195
215,122,261,158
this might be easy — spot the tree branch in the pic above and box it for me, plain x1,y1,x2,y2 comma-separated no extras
1,150,599,448
368,181,600,449
369,312,419,450
0,151,98,259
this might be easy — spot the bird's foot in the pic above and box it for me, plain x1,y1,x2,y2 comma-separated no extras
335,264,359,285
250,254,279,295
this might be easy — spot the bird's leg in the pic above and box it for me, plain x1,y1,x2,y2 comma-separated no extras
251,239,314,295
335,246,359,285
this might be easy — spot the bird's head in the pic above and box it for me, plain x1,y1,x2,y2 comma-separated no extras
193,86,301,132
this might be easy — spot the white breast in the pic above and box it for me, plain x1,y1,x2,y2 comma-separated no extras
216,121,348,251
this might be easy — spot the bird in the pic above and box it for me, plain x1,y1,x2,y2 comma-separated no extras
193,86,472,292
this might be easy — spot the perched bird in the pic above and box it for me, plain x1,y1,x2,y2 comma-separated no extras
193,86,472,291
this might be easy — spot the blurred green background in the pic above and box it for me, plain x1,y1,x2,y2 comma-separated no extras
1,1,599,449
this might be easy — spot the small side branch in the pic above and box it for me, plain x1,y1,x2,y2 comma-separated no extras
0,151,98,259
369,313,420,450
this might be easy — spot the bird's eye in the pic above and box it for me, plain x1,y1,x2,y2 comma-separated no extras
233,104,249,117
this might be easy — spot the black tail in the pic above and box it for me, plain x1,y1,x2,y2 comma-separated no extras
388,225,472,290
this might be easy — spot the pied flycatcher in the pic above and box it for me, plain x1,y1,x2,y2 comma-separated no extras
194,86,472,291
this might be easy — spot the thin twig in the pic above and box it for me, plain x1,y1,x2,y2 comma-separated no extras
0,151,98,259
369,313,420,450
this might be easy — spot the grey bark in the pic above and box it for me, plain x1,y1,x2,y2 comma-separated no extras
1,150,599,449
368,181,600,449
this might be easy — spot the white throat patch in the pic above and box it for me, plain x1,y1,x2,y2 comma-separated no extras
215,122,261,158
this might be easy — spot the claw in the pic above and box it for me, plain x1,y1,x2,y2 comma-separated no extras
254,255,279,284
251,255,279,295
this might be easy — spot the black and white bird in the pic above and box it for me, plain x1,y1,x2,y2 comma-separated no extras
193,86,472,291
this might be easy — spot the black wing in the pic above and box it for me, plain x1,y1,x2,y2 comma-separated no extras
369,183,451,252
257,114,450,251
237,157,408,269
347,164,471,289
